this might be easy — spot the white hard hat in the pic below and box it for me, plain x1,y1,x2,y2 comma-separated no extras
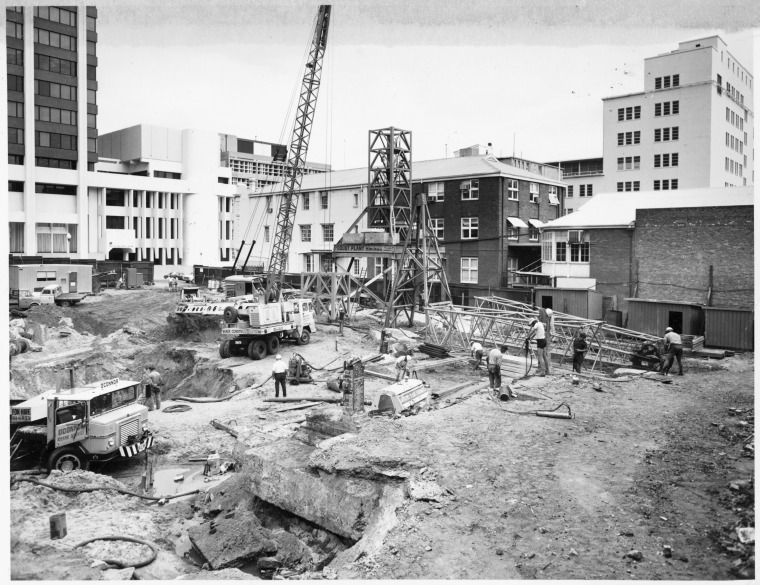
665,327,673,333
545,309,553,315
276,354,282,360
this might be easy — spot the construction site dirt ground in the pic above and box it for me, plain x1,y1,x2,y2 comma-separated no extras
8,287,755,580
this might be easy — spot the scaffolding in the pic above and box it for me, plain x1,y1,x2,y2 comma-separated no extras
425,296,663,372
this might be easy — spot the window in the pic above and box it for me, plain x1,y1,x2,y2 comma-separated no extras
529,182,539,203
566,185,573,198
579,184,593,197
87,15,96,32
300,224,311,242
461,179,479,200
507,179,518,200
672,74,679,86
8,74,23,92
320,192,328,209
87,41,96,56
302,193,310,210
34,27,77,51
105,189,125,206
548,186,559,205
35,6,77,26
570,242,590,263
617,182,624,192
7,47,23,66
555,242,567,262
8,101,23,117
264,226,270,242
617,105,641,121
304,254,313,272
10,222,24,253
542,239,553,261
461,217,478,239
87,89,96,104
353,193,359,207
528,228,539,241
654,180,661,191
430,218,444,240
461,258,478,284
106,216,125,229
322,223,334,242
7,21,23,39
8,128,23,144
34,54,76,77
428,182,444,202
671,179,678,190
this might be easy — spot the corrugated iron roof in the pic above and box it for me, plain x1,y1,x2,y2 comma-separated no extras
544,186,753,229
257,155,565,196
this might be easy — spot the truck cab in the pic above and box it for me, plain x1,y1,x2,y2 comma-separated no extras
10,378,154,472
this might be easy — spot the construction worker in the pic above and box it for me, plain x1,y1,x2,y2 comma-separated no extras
487,345,507,390
528,319,549,376
662,327,684,376
572,332,588,374
272,354,288,397
146,366,164,411
538,308,555,375
470,340,484,371
395,351,414,381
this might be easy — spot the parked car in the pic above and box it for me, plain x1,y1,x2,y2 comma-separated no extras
164,272,194,283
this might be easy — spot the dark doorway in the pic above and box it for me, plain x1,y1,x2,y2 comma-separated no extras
668,310,683,333
541,296,553,309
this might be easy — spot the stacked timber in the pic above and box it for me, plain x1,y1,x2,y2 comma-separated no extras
681,335,705,351
418,342,451,358
499,354,535,379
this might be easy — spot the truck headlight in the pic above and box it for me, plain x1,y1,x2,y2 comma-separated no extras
107,438,115,447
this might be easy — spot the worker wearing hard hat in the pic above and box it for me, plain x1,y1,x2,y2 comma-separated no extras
470,340,484,371
272,354,288,397
528,319,549,377
662,327,684,376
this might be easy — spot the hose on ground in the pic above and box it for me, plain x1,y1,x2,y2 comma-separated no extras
161,404,192,413
74,535,157,569
10,476,200,502
174,375,272,403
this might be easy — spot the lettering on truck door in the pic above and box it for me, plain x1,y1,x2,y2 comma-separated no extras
54,402,88,448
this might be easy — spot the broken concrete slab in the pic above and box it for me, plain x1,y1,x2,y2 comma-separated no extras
102,567,135,580
187,511,277,570
244,439,384,541
176,567,262,580
408,478,445,502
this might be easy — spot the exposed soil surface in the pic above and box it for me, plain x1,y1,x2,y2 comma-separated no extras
8,287,755,580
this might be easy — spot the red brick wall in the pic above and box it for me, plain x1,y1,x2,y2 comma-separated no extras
588,228,634,312
634,206,753,309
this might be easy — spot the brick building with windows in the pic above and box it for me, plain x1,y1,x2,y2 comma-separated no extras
252,154,566,304
602,35,753,193
540,186,753,324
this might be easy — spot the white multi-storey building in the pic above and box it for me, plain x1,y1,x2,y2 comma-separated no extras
602,35,753,194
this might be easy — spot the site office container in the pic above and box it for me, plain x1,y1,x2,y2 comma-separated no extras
9,264,93,294
535,287,604,320
625,298,704,337
703,307,754,351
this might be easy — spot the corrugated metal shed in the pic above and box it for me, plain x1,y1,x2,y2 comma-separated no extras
535,288,604,319
703,307,754,351
626,299,704,337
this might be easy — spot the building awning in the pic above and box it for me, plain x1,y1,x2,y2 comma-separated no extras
528,219,545,228
506,217,528,228
548,193,560,205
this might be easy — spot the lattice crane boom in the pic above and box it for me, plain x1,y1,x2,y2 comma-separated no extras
265,5,331,301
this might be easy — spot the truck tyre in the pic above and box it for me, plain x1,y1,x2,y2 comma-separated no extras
296,330,311,346
266,335,280,355
47,447,90,473
59,300,72,308
219,340,231,358
248,339,267,360
223,306,239,324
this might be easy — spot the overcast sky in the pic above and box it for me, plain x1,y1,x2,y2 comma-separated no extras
94,0,758,169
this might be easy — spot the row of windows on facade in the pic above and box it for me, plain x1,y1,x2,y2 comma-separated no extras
7,154,94,170
427,179,559,203
566,184,593,198
717,74,747,105
616,101,679,120
7,76,97,105
722,52,751,88
229,159,324,178
7,222,78,255
106,189,182,209
8,102,97,129
6,49,93,82
105,215,180,240
120,248,181,265
616,128,681,145
725,157,744,177
304,254,362,275
616,180,681,192
614,153,681,171
654,74,679,90
726,107,746,130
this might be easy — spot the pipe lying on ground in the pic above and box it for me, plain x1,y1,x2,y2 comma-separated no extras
264,396,343,404
10,476,200,502
74,535,157,569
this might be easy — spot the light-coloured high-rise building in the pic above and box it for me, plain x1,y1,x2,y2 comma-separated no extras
602,35,753,194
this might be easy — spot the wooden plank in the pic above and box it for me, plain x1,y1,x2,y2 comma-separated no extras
415,356,469,371
364,368,397,382
272,402,321,413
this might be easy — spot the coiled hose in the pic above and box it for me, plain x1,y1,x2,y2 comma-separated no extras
74,535,157,569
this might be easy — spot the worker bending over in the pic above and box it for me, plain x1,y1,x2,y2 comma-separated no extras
572,332,588,373
395,351,414,381
662,327,684,376
487,345,507,390
470,340,484,371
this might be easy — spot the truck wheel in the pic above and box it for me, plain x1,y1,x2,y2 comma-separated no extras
219,340,231,358
59,301,72,308
223,306,239,324
47,447,89,473
266,335,280,355
296,330,311,346
248,340,267,360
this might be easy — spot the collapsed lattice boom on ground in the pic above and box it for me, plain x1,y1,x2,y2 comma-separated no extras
425,296,662,371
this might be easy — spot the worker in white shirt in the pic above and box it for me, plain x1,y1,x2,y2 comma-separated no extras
487,345,507,389
528,319,549,377
272,354,288,397
395,351,414,381
470,341,484,371
662,327,684,376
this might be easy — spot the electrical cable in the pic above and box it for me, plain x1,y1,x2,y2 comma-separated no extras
74,535,157,569
10,476,200,502
161,404,192,413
